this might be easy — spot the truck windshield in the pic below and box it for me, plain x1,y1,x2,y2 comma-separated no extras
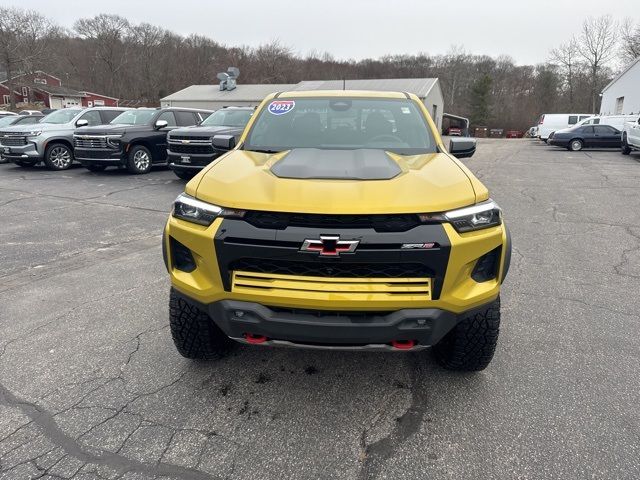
110,110,156,125
243,98,437,155
40,109,82,124
202,109,252,128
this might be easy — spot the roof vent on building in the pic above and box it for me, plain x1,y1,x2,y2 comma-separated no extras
217,67,240,91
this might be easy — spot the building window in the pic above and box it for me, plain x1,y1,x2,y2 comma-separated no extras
87,101,93,107
23,97,28,103
615,97,624,115
34,78,47,85
22,86,28,97
2,95,9,105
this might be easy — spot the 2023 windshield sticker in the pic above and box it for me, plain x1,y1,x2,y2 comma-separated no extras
267,100,295,115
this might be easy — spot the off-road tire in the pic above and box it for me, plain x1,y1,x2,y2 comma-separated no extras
433,298,501,371
43,143,74,170
169,288,232,359
173,169,196,181
568,139,583,151
621,134,631,155
126,145,153,174
85,164,107,172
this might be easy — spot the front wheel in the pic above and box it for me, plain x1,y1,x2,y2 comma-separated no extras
43,143,74,170
169,289,232,360
126,145,153,174
621,134,631,155
433,298,501,371
568,139,583,151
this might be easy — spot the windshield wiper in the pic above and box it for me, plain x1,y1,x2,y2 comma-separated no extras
245,148,281,154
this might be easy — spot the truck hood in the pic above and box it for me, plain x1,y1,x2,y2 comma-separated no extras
1,122,73,134
75,124,150,135
168,125,243,137
192,149,479,214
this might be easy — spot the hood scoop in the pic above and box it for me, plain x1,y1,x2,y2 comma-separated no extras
270,148,402,180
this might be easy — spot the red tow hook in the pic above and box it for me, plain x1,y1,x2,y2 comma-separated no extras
244,333,268,344
391,340,416,350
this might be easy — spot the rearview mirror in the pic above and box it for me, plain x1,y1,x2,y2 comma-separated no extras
212,134,236,151
76,119,89,128
449,137,476,159
155,120,168,130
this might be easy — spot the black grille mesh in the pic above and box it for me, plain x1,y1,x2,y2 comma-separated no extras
230,258,432,278
169,144,214,154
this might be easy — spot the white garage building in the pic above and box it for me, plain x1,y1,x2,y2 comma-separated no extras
161,78,445,129
600,57,640,115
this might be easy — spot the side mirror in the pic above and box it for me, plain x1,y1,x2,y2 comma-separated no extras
76,119,89,128
155,120,168,130
449,137,476,159
212,134,236,151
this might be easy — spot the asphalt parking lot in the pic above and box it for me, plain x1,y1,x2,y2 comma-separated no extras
1,139,639,480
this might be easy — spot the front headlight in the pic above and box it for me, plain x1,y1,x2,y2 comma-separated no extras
106,134,123,147
420,199,502,233
26,130,42,137
172,193,245,226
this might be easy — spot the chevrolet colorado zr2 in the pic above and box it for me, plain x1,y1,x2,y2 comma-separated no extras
163,90,511,371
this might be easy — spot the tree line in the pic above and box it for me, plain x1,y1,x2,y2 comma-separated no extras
1,8,639,130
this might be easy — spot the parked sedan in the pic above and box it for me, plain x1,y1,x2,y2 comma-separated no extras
548,124,622,151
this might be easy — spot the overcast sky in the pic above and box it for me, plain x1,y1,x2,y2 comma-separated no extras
4,0,637,65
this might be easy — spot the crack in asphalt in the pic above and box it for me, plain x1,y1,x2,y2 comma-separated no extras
357,356,427,480
0,382,217,480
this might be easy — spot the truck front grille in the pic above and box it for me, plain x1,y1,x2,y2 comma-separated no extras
229,258,433,278
232,271,431,300
243,211,421,232
74,136,108,149
0,135,27,146
168,143,214,154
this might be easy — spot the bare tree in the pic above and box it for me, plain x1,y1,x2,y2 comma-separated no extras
74,14,131,96
0,7,58,108
576,16,618,113
620,18,640,63
550,39,582,110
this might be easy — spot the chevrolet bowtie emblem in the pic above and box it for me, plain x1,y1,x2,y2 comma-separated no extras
300,235,359,256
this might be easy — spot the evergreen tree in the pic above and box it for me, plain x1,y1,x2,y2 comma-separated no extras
470,74,492,126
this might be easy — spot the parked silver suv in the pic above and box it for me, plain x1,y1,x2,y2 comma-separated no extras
0,107,128,170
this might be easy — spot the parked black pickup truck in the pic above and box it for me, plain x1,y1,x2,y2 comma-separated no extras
73,107,213,174
167,107,254,180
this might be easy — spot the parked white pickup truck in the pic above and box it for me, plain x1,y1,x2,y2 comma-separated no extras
622,117,640,155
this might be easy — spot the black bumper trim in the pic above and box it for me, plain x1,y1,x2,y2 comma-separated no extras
173,289,492,347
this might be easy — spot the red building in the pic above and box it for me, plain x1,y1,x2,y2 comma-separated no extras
0,71,118,108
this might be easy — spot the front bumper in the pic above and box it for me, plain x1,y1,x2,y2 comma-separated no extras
165,214,510,314
1,141,42,163
548,138,569,147
172,288,494,349
167,151,219,173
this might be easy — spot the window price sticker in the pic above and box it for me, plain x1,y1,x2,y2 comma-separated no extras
267,100,295,115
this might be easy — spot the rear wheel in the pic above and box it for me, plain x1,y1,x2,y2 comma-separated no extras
433,298,501,371
43,143,74,170
621,134,631,155
169,288,232,360
173,169,197,180
569,139,583,151
126,145,153,174
85,164,107,172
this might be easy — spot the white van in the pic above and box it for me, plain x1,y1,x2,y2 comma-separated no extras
577,114,640,131
536,113,591,141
